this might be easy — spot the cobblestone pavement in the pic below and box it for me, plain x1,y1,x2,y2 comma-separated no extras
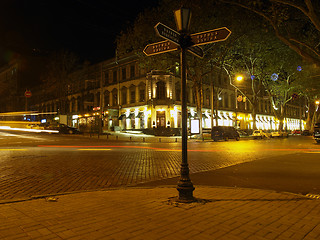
1,186,320,240
0,132,318,201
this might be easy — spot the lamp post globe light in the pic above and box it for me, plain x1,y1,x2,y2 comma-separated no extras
174,7,195,202
174,8,191,33
234,74,244,129
236,74,244,82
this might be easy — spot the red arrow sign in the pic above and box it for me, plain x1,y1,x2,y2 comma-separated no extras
191,27,231,46
143,40,179,56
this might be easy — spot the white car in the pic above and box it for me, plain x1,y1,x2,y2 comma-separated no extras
271,131,289,138
252,130,269,139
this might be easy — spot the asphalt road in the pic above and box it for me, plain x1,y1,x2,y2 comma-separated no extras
0,130,319,201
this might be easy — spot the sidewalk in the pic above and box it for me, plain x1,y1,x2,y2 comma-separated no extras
1,186,320,240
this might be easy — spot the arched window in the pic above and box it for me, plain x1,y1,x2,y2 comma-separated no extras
121,87,127,105
156,81,166,99
71,98,76,112
224,92,229,108
129,84,136,103
138,82,146,102
104,91,110,106
112,88,118,106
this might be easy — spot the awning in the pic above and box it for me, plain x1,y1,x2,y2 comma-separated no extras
220,115,227,120
136,112,143,118
226,115,233,120
255,117,262,122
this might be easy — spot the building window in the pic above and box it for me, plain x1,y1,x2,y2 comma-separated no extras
130,90,135,103
122,68,126,80
121,88,127,105
156,81,166,100
104,71,109,86
113,70,117,83
104,91,110,106
139,89,145,102
224,92,229,108
130,65,135,78
112,89,118,106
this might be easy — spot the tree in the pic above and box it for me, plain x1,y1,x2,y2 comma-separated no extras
42,50,79,114
221,0,320,66
116,0,268,134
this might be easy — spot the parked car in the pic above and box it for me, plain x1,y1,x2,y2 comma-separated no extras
313,124,320,143
292,129,301,135
50,124,82,134
211,126,240,141
252,130,269,139
26,124,45,130
271,131,289,138
302,130,311,136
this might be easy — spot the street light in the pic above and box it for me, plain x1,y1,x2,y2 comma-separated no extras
174,7,195,202
174,8,191,33
234,74,244,129
236,74,244,82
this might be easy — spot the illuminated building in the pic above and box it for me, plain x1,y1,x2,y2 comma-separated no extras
30,54,305,133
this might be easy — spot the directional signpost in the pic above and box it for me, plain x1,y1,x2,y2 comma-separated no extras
143,40,178,56
154,22,180,45
190,27,231,46
144,8,232,202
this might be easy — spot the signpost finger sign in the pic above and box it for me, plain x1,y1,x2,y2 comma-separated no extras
143,40,178,56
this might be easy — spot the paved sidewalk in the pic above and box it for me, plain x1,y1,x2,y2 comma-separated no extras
0,186,320,240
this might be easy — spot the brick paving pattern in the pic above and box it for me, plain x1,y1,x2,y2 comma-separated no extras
0,143,274,201
0,187,320,239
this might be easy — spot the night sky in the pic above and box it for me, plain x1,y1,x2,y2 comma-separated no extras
0,0,159,65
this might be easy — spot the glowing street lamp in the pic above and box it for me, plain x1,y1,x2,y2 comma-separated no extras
174,7,191,33
236,74,244,82
234,74,244,129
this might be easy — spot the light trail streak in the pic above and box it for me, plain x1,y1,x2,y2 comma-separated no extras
0,126,59,134
0,149,28,151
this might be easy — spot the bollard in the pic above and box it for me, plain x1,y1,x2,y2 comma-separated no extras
116,136,118,140
130,137,132,141
143,137,145,142
159,138,161,142
107,134,109,140
175,138,177,142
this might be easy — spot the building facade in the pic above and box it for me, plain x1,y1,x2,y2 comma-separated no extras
31,54,305,134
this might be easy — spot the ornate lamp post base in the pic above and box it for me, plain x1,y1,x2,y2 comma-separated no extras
177,163,195,202
177,183,195,202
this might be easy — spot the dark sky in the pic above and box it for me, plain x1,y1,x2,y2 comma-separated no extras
0,0,159,65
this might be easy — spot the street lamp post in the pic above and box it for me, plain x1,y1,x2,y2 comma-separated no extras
174,7,195,202
144,7,231,202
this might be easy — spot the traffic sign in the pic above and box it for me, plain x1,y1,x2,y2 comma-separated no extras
190,27,231,46
154,22,180,46
187,45,204,58
143,40,179,56
24,90,32,98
